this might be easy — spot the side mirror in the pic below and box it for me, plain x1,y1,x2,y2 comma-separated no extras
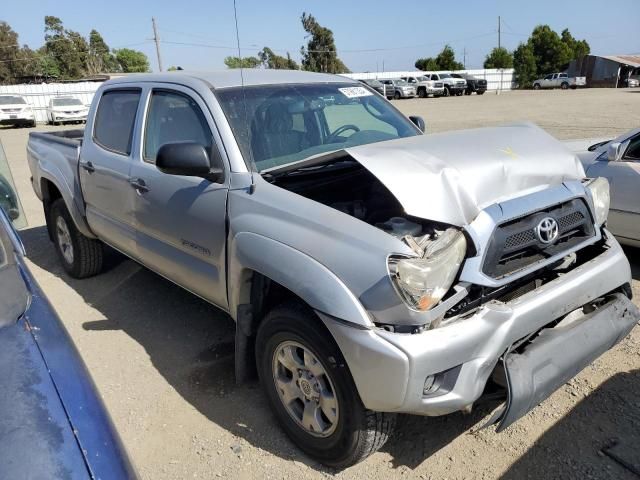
409,116,426,133
607,142,623,162
156,142,223,182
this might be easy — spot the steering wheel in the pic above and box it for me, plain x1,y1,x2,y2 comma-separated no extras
326,124,360,143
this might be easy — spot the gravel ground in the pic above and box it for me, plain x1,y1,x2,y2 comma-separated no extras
1,87,639,480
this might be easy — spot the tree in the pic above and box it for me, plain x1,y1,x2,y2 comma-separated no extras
114,48,150,72
528,25,574,74
484,47,514,69
0,21,21,83
414,57,439,71
87,29,119,74
44,16,86,79
434,45,463,71
300,13,349,73
561,29,590,60
223,56,261,69
258,47,299,70
513,42,537,88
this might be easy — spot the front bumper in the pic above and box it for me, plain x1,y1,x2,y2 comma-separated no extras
52,114,87,122
322,233,638,416
0,113,34,125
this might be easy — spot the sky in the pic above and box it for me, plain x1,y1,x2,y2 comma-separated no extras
3,0,639,73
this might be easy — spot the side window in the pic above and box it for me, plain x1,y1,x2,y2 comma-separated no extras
560,73,568,78
431,75,438,81
143,90,212,163
93,89,141,155
544,74,553,80
624,135,640,161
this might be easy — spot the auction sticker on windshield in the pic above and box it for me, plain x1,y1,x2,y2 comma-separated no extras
338,87,373,98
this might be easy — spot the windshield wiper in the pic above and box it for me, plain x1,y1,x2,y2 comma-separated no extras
262,158,358,181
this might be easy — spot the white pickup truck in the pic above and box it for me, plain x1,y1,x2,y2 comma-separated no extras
533,72,587,90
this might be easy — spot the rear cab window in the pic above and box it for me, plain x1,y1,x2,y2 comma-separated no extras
93,89,142,155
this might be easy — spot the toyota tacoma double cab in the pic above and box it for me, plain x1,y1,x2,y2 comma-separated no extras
533,72,587,90
27,70,639,468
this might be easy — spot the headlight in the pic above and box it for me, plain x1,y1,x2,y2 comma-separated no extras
389,229,466,311
586,177,610,226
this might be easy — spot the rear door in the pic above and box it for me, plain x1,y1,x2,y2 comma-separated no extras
128,85,229,308
79,88,142,255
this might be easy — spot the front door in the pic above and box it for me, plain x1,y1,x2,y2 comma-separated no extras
129,86,229,309
79,88,142,255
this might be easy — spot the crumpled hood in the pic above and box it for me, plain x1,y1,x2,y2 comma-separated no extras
345,123,585,226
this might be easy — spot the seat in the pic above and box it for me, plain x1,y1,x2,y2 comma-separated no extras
252,101,306,164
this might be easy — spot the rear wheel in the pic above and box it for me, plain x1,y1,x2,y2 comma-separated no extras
256,303,396,468
533,83,541,90
50,199,103,278
561,82,569,90
394,91,401,100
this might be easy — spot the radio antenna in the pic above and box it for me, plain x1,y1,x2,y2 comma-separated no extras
232,0,256,178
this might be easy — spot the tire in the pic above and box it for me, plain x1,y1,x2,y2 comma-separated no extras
256,303,396,468
561,82,569,90
464,90,471,95
418,88,426,98
393,91,401,100
444,86,451,97
477,91,485,95
533,83,541,90
50,199,103,278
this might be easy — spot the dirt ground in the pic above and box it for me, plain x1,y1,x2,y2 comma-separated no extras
1,87,640,480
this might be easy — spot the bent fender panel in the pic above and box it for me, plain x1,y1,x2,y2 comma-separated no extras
228,232,372,328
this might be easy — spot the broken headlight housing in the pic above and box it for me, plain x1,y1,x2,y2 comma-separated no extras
586,177,610,227
389,229,467,311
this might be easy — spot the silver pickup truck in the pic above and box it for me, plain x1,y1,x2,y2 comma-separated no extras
27,71,639,468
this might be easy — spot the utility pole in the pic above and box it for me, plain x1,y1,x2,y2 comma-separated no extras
463,47,466,69
152,17,163,72
498,15,501,49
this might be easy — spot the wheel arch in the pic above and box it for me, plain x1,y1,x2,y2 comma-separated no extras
228,232,372,382
39,175,96,239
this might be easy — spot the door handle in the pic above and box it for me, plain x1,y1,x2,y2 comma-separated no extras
80,161,95,173
129,178,150,193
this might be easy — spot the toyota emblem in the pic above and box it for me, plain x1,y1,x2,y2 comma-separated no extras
536,217,559,244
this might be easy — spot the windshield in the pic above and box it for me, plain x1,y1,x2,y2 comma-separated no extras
394,80,408,86
216,83,419,171
0,96,26,105
416,76,429,82
52,98,82,107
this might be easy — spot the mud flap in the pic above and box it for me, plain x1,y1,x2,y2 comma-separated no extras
495,293,640,432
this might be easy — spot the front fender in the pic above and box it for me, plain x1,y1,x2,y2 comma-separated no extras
228,231,372,328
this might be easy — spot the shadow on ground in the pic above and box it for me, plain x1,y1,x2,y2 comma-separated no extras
501,369,640,480
18,225,640,474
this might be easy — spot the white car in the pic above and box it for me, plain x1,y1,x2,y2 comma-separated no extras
0,95,36,128
47,97,89,125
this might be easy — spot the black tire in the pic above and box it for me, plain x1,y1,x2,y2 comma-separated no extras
477,91,485,95
444,86,451,97
418,88,426,98
50,198,103,278
533,83,541,90
256,303,396,469
561,82,569,90
393,91,401,100
464,90,471,95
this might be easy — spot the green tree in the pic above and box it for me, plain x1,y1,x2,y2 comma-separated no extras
87,29,119,74
114,48,150,72
414,57,439,71
434,45,463,70
0,21,21,83
44,16,87,79
528,25,573,74
513,42,537,88
484,47,514,69
223,56,261,69
258,47,299,69
300,12,349,73
561,28,590,60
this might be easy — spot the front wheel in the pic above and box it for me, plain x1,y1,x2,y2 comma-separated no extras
50,199,103,278
443,86,451,97
561,82,569,90
256,303,396,468
533,83,541,90
393,91,401,100
418,88,426,98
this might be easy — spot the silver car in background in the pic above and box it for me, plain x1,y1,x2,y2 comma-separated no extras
576,127,640,246
379,79,417,99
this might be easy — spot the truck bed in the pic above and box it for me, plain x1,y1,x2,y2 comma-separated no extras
29,129,84,147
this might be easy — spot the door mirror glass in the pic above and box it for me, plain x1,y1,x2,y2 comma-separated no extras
156,142,222,182
409,115,426,133
607,142,623,162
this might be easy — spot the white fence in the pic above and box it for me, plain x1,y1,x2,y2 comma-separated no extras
0,82,100,123
343,68,515,91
